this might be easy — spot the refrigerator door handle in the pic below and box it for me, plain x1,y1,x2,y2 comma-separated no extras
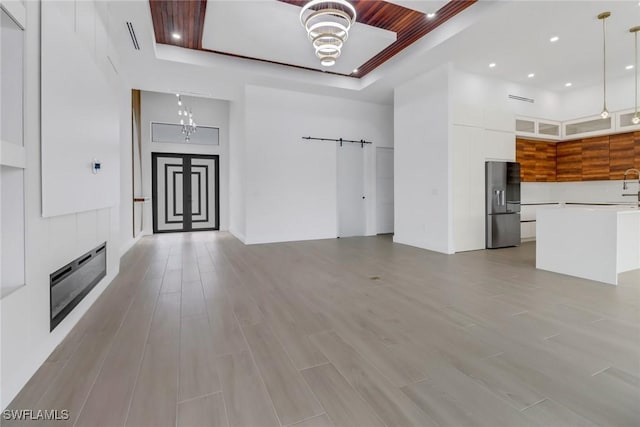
500,190,505,206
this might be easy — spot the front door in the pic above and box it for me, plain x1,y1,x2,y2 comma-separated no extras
152,153,219,233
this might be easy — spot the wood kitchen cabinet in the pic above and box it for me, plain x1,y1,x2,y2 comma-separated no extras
609,133,635,180
556,140,582,182
581,136,609,181
515,138,556,182
636,131,640,169
517,132,640,182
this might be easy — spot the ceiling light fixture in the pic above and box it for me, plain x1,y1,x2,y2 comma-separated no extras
598,11,611,119
427,13,436,19
171,33,181,40
352,68,358,73
550,36,559,43
300,0,356,68
176,94,197,141
631,26,640,124
489,62,496,68
626,65,635,70
528,73,535,78
565,82,572,87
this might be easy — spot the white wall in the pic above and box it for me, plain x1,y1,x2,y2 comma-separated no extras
0,0,128,408
560,74,636,120
40,1,120,218
451,69,564,120
394,64,453,254
229,94,246,242
139,91,230,234
243,85,392,245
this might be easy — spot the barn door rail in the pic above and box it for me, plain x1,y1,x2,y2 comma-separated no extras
302,136,373,147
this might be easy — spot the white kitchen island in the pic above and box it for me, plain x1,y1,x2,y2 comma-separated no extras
536,205,640,285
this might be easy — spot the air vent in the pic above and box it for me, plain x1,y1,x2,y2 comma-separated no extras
508,94,534,103
126,22,140,50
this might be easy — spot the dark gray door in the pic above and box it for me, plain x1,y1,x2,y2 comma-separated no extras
152,153,219,233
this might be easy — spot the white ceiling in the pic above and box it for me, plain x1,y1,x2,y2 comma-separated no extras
108,1,640,104
201,1,396,74
447,0,640,92
389,0,448,15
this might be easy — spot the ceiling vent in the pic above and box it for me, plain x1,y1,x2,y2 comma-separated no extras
508,94,534,103
126,22,140,50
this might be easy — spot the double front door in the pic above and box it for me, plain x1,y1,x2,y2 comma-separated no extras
152,153,219,233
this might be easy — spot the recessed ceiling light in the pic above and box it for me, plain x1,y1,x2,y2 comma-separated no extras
352,68,358,73
626,65,635,70
565,82,572,87
489,62,496,68
171,33,181,40
427,13,436,19
527,73,535,78
550,36,559,43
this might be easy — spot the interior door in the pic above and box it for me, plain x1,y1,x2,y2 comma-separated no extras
376,147,394,234
337,143,365,237
152,153,219,233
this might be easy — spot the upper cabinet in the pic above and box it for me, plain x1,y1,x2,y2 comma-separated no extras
515,138,556,182
564,115,613,139
515,116,561,141
518,132,640,183
609,133,636,180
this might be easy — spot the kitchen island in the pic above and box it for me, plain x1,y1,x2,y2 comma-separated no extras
536,205,640,285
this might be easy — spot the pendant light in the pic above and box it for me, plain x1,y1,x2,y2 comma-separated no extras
598,12,611,119
631,26,640,125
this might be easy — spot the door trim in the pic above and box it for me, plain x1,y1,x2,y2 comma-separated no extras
151,152,220,233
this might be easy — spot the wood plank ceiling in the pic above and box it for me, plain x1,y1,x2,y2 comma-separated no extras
148,0,477,78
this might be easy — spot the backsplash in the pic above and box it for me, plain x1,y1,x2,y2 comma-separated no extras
522,180,634,204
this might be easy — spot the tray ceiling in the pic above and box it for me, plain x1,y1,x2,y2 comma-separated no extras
149,0,477,77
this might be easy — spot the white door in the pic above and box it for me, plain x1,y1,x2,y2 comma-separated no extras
376,148,394,234
337,143,366,237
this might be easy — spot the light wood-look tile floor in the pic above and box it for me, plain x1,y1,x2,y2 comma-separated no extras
6,233,640,426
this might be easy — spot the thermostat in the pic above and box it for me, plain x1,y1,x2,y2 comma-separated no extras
91,160,102,174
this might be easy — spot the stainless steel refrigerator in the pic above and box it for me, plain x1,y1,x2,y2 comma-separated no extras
486,161,521,248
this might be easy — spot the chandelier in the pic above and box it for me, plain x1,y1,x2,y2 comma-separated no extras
176,94,196,141
300,0,357,67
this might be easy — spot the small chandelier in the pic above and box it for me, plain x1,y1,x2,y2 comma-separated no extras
631,26,640,125
598,11,611,119
176,94,196,141
300,0,357,67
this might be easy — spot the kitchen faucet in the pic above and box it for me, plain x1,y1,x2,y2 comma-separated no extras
622,168,640,208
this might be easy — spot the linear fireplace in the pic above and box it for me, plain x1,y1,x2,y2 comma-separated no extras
50,243,106,331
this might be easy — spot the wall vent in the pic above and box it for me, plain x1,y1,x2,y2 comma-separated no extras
126,22,140,50
508,94,534,103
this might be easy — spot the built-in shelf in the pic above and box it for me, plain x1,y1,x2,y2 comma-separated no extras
1,2,26,298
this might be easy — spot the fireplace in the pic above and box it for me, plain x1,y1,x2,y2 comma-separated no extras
50,243,106,331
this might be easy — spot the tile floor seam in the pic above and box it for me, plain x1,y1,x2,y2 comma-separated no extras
122,252,169,427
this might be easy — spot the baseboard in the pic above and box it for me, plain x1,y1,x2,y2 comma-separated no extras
119,234,143,258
